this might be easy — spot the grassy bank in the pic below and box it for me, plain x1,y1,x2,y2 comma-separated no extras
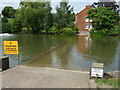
95,78,120,88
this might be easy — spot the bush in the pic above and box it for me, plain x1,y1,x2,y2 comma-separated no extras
61,28,72,32
91,28,120,36
61,28,77,35
2,23,11,33
2,17,8,23
49,26,59,34
21,27,28,33
21,27,32,34
22,27,27,31
40,30,46,34
62,28,77,32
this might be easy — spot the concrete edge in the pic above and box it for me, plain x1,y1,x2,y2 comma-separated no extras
17,65,90,74
89,79,97,88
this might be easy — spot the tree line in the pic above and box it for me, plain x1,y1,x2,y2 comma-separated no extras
1,0,120,35
2,1,77,34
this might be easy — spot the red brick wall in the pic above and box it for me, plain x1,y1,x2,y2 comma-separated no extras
76,5,92,31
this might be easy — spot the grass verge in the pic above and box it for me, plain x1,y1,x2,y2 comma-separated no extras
95,78,120,88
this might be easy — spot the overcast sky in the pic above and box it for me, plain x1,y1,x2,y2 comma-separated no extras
0,0,119,13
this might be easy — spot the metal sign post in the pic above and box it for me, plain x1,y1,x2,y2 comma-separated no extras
18,54,20,65
4,41,19,55
4,41,19,65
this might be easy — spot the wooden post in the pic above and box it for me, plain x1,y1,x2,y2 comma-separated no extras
0,56,9,71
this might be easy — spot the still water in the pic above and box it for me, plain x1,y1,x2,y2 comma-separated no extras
1,34,120,72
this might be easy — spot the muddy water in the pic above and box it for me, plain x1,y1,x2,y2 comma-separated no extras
1,34,120,71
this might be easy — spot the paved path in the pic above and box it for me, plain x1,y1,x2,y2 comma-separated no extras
2,66,96,88
77,31,90,35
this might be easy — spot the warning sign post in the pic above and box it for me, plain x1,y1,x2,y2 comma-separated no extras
4,41,20,65
4,41,19,55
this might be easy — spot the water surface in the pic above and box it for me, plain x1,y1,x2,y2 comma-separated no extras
1,34,120,71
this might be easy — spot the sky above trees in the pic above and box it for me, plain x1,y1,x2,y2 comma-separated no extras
0,0,119,13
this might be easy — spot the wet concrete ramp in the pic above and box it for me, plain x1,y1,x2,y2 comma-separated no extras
2,66,94,88
77,31,90,35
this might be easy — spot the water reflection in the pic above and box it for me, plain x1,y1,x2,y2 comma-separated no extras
76,35,119,71
1,34,120,71
90,36,119,64
26,36,75,69
76,35,91,60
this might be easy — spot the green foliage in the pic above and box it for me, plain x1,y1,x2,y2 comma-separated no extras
95,78,120,88
2,6,16,18
2,17,8,23
2,1,76,34
60,28,77,35
7,18,14,24
21,27,32,34
41,30,46,34
12,16,22,33
2,23,11,33
22,27,27,31
14,1,53,34
54,1,75,29
48,26,59,34
43,3,54,33
2,18,14,33
87,7,119,35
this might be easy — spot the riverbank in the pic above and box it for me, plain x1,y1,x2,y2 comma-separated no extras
2,65,96,88
95,78,120,88
95,71,120,88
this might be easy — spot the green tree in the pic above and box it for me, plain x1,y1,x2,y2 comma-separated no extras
91,0,119,13
87,7,119,35
12,12,22,33
43,2,53,33
14,1,53,34
2,6,16,18
2,16,8,23
2,23,11,33
11,1,76,34
55,1,75,29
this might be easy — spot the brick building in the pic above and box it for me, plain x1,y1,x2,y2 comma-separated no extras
76,5,92,31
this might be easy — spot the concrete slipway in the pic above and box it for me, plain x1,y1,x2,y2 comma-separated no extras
2,66,96,88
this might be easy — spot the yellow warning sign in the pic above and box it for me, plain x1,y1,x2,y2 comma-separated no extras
4,41,19,55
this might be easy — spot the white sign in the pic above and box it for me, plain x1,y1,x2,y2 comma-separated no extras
91,68,103,77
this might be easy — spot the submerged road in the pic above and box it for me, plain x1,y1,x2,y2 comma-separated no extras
2,66,96,88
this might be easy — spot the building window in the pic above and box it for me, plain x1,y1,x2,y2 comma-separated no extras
85,18,89,22
85,24,89,29
90,24,93,29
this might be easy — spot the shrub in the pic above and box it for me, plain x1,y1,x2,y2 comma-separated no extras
61,28,77,35
49,26,59,34
21,27,32,34
2,23,11,33
41,30,46,34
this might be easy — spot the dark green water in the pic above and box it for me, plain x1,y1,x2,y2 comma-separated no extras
1,34,120,71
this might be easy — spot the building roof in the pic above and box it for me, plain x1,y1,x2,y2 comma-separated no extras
76,5,92,16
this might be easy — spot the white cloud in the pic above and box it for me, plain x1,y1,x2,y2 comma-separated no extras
0,1,20,12
0,0,20,2
0,0,119,13
1,0,119,2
